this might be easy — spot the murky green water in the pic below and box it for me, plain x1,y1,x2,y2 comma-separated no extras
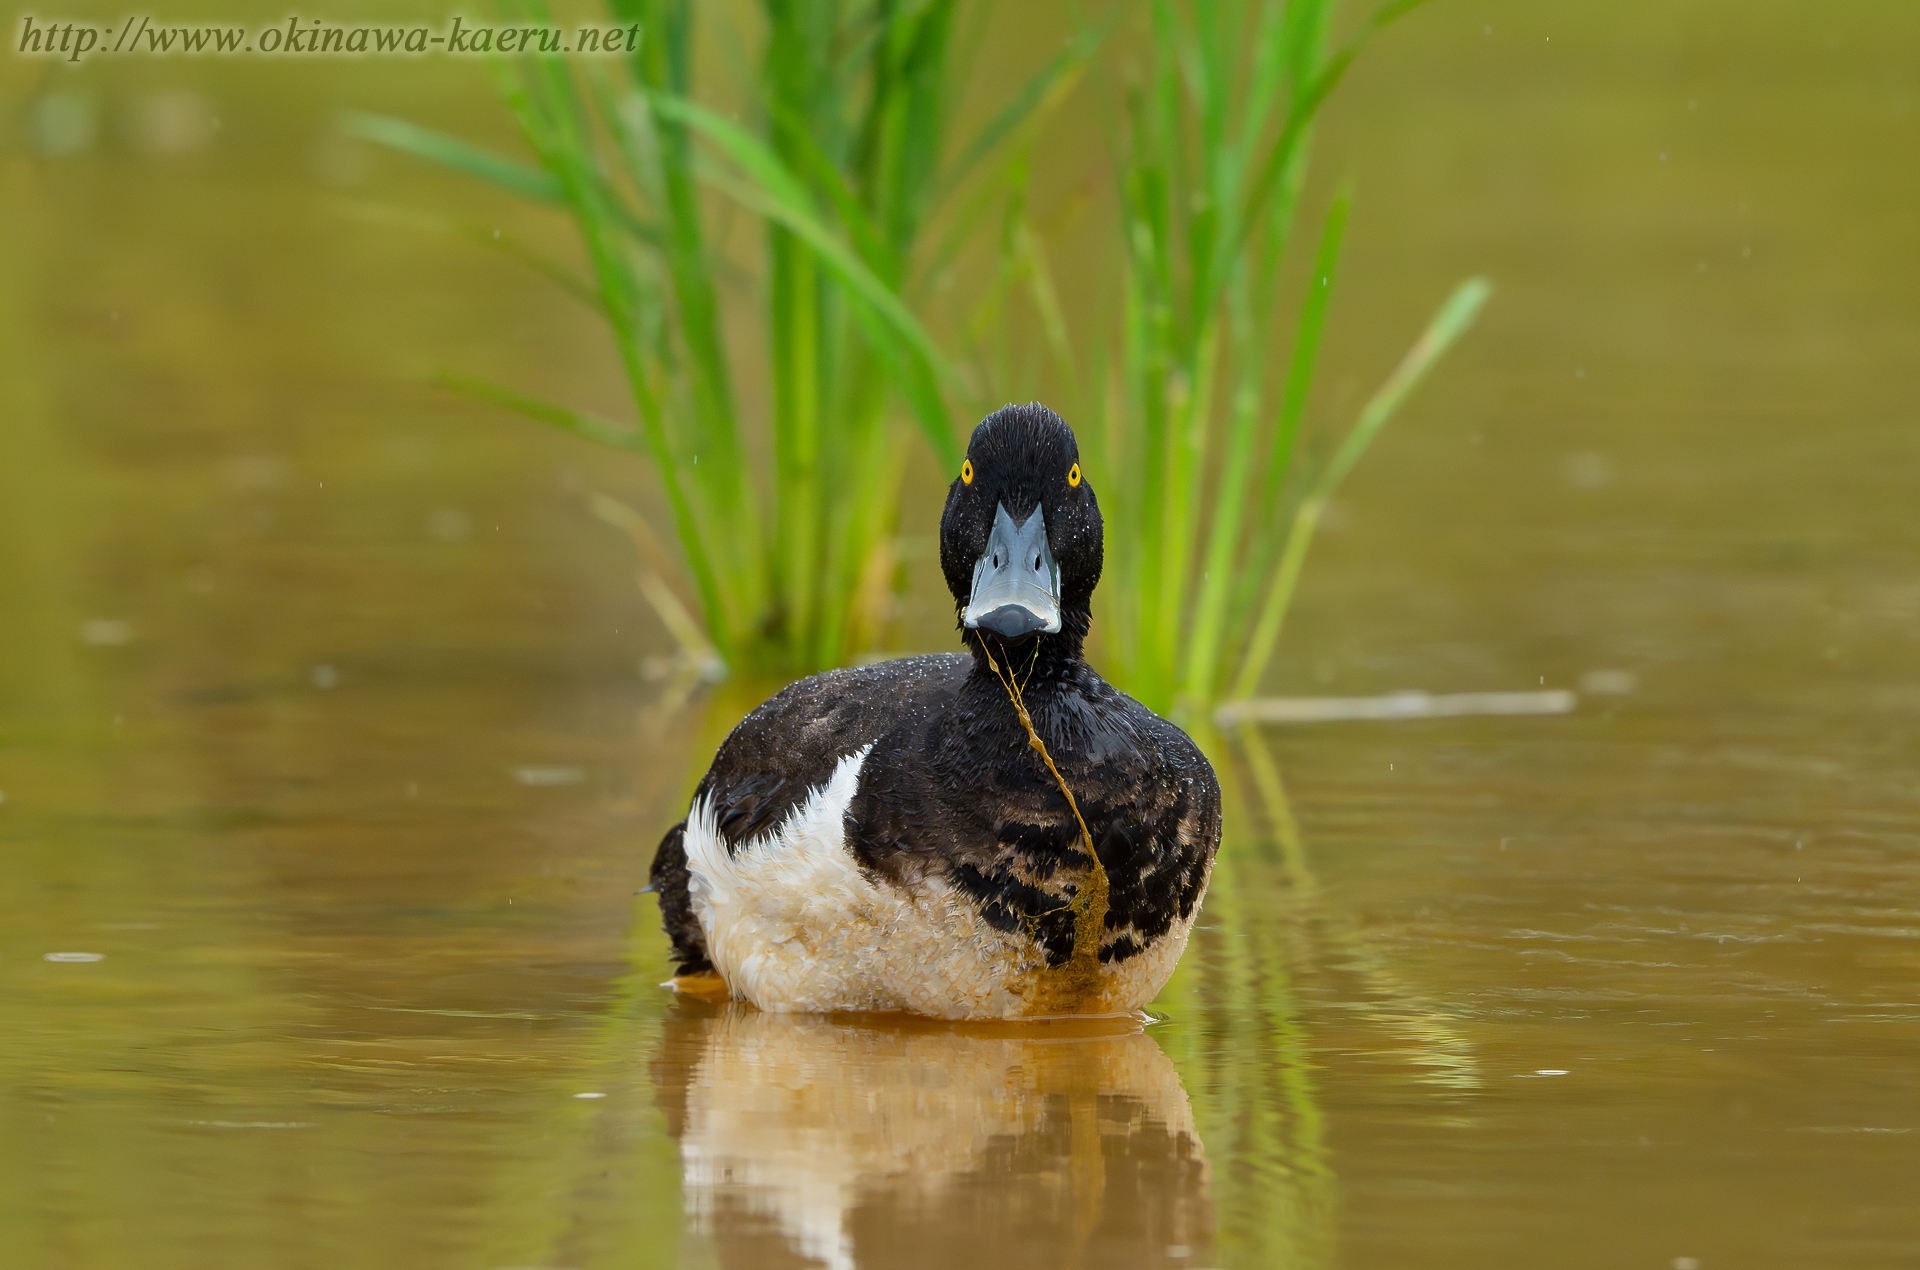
6,1,1920,1267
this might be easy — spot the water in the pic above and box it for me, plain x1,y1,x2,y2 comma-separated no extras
5,1,1920,1266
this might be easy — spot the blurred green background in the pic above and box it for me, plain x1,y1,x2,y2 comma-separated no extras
4,2,1919,1268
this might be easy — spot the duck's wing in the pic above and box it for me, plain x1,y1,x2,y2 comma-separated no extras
648,654,971,975
1079,704,1222,963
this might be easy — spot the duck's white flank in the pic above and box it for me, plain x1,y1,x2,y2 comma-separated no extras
682,744,1204,1019
684,745,1033,1018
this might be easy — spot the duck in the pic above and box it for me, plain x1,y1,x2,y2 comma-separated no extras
648,403,1221,1020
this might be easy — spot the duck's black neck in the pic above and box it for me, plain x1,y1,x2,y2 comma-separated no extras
938,613,1107,787
960,608,1090,688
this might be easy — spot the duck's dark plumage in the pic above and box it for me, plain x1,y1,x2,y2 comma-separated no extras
649,403,1222,1014
649,655,978,974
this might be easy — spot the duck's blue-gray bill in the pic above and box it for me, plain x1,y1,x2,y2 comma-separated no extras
962,502,1062,639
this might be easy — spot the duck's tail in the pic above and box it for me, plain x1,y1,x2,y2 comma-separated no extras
649,820,713,976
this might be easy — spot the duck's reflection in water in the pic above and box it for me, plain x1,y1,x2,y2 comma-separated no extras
652,1001,1213,1270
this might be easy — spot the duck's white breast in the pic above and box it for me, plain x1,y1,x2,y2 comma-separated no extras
682,745,1036,1019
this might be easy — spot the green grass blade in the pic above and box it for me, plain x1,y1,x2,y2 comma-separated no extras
330,198,602,308
939,21,1106,194
858,0,957,261
648,80,814,205
599,34,767,635
1016,218,1083,412
1150,323,1217,711
652,94,964,468
435,370,646,453
1222,188,1349,656
464,224,601,308
341,111,562,204
586,491,718,665
1307,275,1490,499
856,307,964,473
1264,190,1349,513
1235,0,1295,172
490,33,739,665
922,133,1048,312
764,97,897,280
1178,294,1265,708
1218,0,1428,303
1229,275,1490,701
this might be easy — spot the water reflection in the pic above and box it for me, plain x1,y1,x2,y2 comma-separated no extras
652,1004,1214,1270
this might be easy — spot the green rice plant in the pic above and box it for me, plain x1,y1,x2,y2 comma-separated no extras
350,0,1094,677
999,0,1489,722
354,0,1487,717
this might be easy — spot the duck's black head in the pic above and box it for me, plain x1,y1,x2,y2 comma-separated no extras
940,403,1102,662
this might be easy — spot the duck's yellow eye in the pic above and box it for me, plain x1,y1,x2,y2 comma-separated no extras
961,459,973,485
1068,463,1081,488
